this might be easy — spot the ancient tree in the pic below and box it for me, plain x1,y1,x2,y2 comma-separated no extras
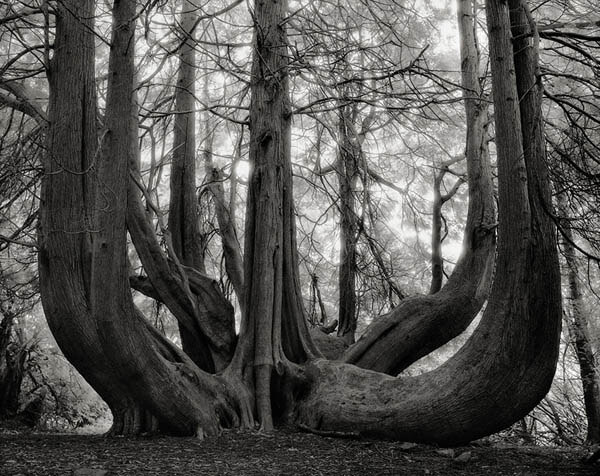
35,0,563,444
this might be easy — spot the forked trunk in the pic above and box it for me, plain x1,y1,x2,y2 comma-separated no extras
42,0,241,437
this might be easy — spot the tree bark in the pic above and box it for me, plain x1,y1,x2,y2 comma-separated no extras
41,0,241,437
559,195,600,443
226,0,320,430
0,312,26,418
342,0,496,375
336,103,360,345
296,0,561,445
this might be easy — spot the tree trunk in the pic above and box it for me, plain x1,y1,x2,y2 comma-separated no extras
296,0,561,445
41,0,241,437
226,0,320,430
559,195,600,443
336,103,360,345
167,0,218,370
40,0,139,433
0,312,25,418
342,0,495,375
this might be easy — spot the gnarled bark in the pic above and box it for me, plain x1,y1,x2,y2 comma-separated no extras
41,0,241,437
225,0,320,430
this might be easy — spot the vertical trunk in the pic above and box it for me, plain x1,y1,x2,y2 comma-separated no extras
336,103,360,345
559,196,600,443
202,71,244,307
167,0,217,370
228,0,320,430
0,312,25,417
429,173,445,294
169,0,201,270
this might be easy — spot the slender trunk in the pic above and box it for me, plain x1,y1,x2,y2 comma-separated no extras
0,312,25,417
559,196,600,443
343,0,495,374
429,173,445,294
169,0,201,270
336,103,360,345
202,70,244,306
429,162,464,295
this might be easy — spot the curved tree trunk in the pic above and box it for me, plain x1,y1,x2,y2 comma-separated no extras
39,0,144,434
295,0,561,445
41,0,241,437
342,0,495,375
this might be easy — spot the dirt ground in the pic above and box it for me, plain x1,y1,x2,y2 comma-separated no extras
0,425,597,475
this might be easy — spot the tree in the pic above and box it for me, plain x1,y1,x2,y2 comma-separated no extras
33,0,563,444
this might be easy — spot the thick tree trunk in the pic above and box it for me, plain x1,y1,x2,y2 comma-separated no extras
40,0,141,433
41,0,241,437
296,0,561,445
226,0,320,430
342,0,495,375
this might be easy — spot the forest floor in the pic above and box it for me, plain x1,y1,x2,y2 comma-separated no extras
0,422,598,475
